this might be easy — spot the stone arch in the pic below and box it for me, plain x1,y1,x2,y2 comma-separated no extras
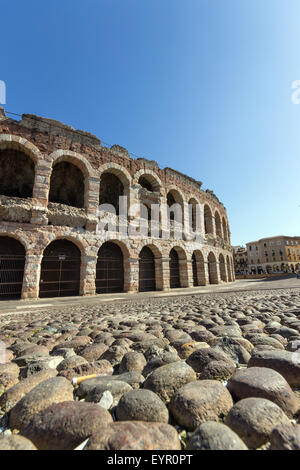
99,164,131,216
96,241,124,294
222,217,228,242
215,211,222,238
0,136,38,199
219,253,227,282
39,239,81,298
49,161,85,208
139,246,156,292
167,189,184,237
134,169,163,194
0,134,41,164
49,150,99,213
0,236,26,299
192,249,206,286
169,246,188,288
139,244,163,291
204,204,214,235
188,198,200,233
208,251,218,284
226,255,232,281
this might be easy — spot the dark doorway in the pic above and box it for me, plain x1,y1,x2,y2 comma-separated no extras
170,248,180,288
192,252,198,286
139,246,156,292
0,237,25,300
39,240,81,298
0,149,35,199
96,242,124,293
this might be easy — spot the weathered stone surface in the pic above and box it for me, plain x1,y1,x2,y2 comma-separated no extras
225,397,290,449
169,380,233,431
186,347,235,373
116,389,169,423
143,362,196,403
85,379,132,404
85,421,181,450
0,369,57,412
80,343,108,362
9,377,74,430
270,423,300,450
227,367,299,417
214,337,251,364
0,434,37,450
0,362,19,377
200,360,235,381
58,359,113,381
187,421,248,450
248,350,300,387
119,351,146,373
176,341,210,359
21,401,113,450
56,355,88,371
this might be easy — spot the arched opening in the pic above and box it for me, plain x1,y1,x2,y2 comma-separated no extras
215,211,222,238
169,248,181,288
192,250,206,286
188,198,199,233
204,205,214,235
138,173,161,193
99,172,124,216
219,253,227,282
0,237,25,299
140,203,152,237
226,255,232,281
49,162,85,208
192,253,198,286
222,218,228,241
0,149,35,199
96,242,124,294
208,252,218,284
39,239,81,298
167,190,183,238
139,246,156,292
139,176,153,192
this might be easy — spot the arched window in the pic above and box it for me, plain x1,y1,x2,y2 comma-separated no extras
204,205,214,235
215,211,222,238
49,162,85,208
0,149,35,199
99,173,124,215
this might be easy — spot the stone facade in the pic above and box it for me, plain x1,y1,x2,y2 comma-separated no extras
247,236,300,274
233,246,248,274
0,108,234,300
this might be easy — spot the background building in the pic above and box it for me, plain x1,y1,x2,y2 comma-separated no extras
233,245,248,274
247,236,300,274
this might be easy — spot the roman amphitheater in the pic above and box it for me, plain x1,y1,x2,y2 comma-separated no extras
0,107,234,301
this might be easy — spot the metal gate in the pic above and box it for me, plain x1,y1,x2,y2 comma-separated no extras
139,246,156,292
0,237,25,300
39,240,81,298
192,253,198,286
169,248,180,288
96,242,124,294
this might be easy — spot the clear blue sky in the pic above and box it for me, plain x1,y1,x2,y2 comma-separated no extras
2,0,300,246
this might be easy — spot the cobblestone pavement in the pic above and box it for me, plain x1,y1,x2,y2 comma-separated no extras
0,277,299,450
